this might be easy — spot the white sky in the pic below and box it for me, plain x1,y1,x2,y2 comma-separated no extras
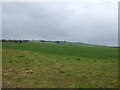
1,0,119,46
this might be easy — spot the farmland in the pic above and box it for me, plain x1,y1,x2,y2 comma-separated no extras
2,42,118,88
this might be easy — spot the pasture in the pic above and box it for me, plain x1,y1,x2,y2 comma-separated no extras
2,42,118,88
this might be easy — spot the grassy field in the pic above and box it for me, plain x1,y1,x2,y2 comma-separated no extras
2,42,118,88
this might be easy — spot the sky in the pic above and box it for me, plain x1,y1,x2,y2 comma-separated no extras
2,0,119,46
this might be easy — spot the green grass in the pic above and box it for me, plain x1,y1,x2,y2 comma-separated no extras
2,42,118,88
2,42,118,59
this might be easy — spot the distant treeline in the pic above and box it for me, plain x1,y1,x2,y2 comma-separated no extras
1,39,29,43
1,39,67,44
40,40,67,44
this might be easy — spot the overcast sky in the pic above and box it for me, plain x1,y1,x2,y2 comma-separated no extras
2,0,118,46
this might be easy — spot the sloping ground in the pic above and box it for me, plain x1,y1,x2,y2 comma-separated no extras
2,46,118,88
2,42,118,59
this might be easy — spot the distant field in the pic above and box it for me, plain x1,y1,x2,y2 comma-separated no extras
2,42,118,88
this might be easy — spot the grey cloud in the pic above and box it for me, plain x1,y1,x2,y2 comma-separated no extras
2,2,118,46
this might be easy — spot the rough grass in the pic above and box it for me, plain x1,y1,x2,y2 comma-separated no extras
2,43,118,88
